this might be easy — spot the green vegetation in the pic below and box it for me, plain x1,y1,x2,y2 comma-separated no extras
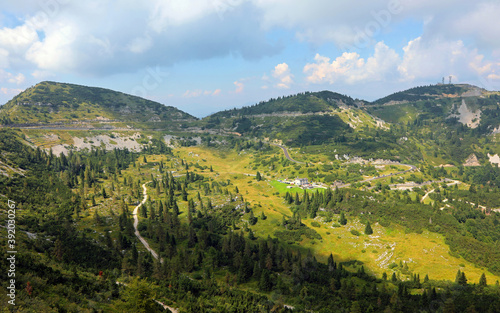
2,82,500,311
0,81,196,128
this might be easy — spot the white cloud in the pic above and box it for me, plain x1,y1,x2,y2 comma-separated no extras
0,48,9,68
25,22,77,72
304,41,399,84
0,0,278,76
8,72,25,84
212,89,221,96
233,81,244,93
397,37,491,83
0,24,38,53
272,62,294,88
0,87,22,96
148,0,215,32
0,24,39,68
0,69,25,85
31,70,54,80
1,0,499,98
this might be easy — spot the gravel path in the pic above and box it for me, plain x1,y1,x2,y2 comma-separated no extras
132,183,162,262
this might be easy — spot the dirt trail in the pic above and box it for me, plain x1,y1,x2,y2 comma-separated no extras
132,183,162,262
421,180,460,203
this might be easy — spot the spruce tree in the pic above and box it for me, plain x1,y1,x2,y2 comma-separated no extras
339,212,347,225
364,221,373,235
479,273,487,287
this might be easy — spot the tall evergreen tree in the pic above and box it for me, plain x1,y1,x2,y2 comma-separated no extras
339,212,347,225
479,273,487,287
364,221,373,235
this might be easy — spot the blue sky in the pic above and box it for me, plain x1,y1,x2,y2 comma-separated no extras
1,0,500,117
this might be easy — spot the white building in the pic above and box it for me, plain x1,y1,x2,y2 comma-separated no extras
294,178,308,186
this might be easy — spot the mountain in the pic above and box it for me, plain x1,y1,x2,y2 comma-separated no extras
368,84,500,131
370,84,485,105
366,84,500,164
200,91,382,146
3,84,500,312
0,81,196,129
212,90,361,117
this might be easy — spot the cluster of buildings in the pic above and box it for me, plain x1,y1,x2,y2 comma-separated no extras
278,177,316,189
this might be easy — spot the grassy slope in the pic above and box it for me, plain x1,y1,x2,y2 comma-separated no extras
166,146,500,284
0,81,195,126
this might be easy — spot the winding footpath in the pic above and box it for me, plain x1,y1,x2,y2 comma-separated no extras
132,182,161,261
131,182,179,312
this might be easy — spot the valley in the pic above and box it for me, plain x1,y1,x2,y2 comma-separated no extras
2,82,500,312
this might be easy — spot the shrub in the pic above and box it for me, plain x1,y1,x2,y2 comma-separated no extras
350,229,361,236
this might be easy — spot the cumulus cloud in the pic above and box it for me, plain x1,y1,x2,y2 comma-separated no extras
304,42,399,84
272,63,294,88
397,37,499,84
253,0,500,52
1,0,499,100
0,0,280,76
0,69,25,85
301,35,500,89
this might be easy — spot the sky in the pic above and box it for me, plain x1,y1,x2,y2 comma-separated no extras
1,0,500,117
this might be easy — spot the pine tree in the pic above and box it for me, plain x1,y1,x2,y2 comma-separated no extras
364,221,373,235
339,212,347,225
248,229,256,240
259,270,272,292
479,273,487,287
458,272,467,286
455,270,462,284
187,206,193,225
249,210,257,225
391,272,397,282
256,171,262,181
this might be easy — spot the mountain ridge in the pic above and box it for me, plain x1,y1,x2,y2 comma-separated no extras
0,81,196,128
